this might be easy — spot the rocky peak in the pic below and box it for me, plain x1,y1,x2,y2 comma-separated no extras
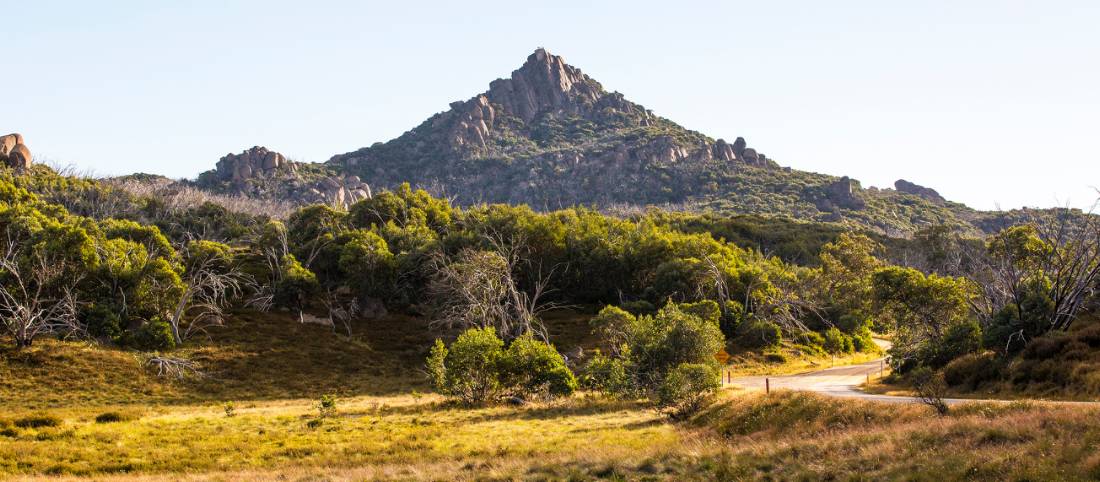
894,179,945,204
486,48,605,122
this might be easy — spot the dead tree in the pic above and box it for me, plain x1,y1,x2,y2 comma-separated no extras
0,243,82,348
426,230,560,341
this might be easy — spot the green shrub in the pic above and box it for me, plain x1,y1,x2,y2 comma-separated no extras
851,329,876,352
498,334,578,399
657,363,720,420
84,304,123,342
719,300,746,339
427,327,505,404
124,318,176,351
14,414,61,429
823,327,854,355
680,300,721,325
579,350,632,394
633,304,725,386
738,320,781,349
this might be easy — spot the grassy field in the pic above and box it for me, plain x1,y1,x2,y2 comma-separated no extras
5,312,1100,480
4,390,1100,480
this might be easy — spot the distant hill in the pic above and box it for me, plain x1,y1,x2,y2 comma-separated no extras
190,48,1000,235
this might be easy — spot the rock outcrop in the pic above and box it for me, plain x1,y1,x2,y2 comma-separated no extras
894,179,945,204
201,146,371,208
0,133,32,171
214,146,294,183
815,176,866,211
486,48,604,123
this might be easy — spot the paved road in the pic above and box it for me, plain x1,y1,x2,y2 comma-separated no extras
726,357,952,404
726,341,1097,406
725,339,978,405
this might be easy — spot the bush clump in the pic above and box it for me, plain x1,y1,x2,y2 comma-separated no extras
657,363,720,420
738,320,781,349
823,327,854,355
427,327,576,405
14,414,61,429
578,350,631,394
943,351,1002,390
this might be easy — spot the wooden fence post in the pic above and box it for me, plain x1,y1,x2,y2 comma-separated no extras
766,377,770,394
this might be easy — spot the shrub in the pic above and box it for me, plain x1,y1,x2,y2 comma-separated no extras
797,331,825,347
579,350,632,394
223,402,236,418
589,305,639,353
823,327,854,355
657,363,720,420
14,414,61,429
427,327,505,404
910,366,949,415
943,352,1002,390
680,300,721,325
738,320,781,350
719,300,746,340
851,329,876,352
94,412,124,424
84,304,124,342
498,334,578,399
124,318,176,351
318,394,337,418
633,305,725,386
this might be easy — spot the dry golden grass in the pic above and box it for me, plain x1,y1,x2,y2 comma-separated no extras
3,387,1100,480
723,344,883,378
6,312,1100,480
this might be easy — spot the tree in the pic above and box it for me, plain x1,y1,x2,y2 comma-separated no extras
0,243,81,348
872,266,974,368
427,231,559,341
337,229,395,300
816,233,882,333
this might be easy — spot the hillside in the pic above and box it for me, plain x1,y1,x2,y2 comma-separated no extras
183,48,987,235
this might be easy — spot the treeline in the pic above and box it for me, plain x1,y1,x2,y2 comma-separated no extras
2,166,1097,407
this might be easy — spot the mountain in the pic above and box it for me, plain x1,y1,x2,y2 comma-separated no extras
192,48,984,235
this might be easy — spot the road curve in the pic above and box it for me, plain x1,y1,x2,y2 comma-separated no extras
726,342,1097,406
726,339,979,405
725,357,950,404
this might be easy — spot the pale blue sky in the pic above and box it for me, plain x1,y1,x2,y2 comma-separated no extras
3,1,1098,210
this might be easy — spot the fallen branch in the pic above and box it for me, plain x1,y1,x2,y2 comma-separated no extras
142,355,205,380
